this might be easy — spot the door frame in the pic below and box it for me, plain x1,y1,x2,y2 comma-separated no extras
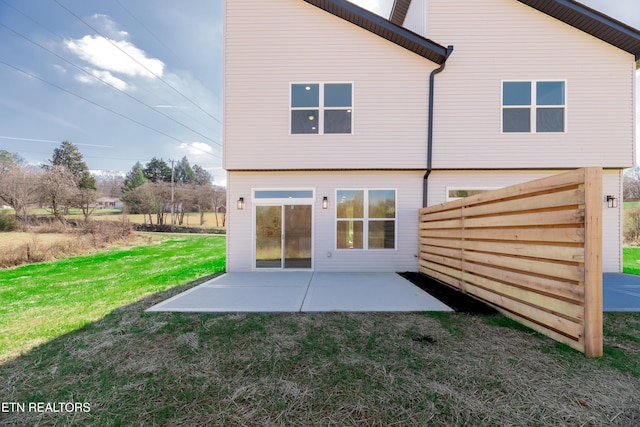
252,188,315,271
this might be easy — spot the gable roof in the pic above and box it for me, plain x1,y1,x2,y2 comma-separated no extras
518,0,640,61
301,0,449,64
389,0,640,61
390,0,413,26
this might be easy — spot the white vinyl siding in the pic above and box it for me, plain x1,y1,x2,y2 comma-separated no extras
227,171,422,272
224,0,434,171
403,0,428,36
425,0,635,169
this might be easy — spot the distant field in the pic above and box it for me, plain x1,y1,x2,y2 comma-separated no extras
1,207,226,229
87,211,227,228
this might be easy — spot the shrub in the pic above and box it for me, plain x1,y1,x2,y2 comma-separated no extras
0,213,17,231
624,206,640,245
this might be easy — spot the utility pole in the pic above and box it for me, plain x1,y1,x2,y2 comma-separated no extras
170,159,175,230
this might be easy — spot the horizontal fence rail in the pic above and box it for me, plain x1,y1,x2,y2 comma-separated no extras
419,168,603,357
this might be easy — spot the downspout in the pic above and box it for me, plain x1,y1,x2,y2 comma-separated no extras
423,45,454,207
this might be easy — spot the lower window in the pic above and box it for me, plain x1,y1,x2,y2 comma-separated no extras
336,189,396,250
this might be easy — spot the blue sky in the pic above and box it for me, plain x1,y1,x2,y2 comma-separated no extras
0,0,638,185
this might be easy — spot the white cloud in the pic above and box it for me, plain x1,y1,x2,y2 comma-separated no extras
65,35,164,79
76,69,129,91
179,141,216,162
90,14,131,41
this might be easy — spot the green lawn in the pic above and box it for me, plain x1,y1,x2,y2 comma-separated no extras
0,235,639,425
0,235,226,362
623,247,640,275
624,201,640,210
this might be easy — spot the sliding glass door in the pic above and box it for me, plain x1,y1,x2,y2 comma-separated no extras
255,204,312,269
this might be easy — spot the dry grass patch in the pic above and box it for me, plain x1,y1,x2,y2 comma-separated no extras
0,220,144,268
1,292,638,426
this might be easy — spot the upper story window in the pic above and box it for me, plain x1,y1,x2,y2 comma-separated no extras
502,81,565,133
291,83,353,134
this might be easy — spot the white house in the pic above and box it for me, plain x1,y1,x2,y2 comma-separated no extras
224,0,640,272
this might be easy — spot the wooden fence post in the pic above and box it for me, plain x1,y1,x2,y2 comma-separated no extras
583,167,603,358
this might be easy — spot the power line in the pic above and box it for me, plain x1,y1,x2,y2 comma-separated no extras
53,0,223,128
0,136,112,148
0,0,63,41
113,0,180,62
0,21,222,147
0,59,220,160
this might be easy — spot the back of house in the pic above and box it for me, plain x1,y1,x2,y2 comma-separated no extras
224,0,640,273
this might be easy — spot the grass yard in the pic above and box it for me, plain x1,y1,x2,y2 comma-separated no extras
0,235,225,362
623,247,640,274
1,237,639,425
0,307,638,426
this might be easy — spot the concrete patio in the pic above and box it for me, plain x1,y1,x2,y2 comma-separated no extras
147,272,640,314
603,273,640,311
147,272,453,313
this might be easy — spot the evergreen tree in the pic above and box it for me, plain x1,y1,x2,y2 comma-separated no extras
174,156,196,184
122,161,148,193
143,157,172,183
193,164,212,186
49,141,96,190
0,150,25,173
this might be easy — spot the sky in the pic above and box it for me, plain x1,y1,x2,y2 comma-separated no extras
0,0,639,186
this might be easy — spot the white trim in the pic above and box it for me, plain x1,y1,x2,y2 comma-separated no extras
289,82,354,135
501,80,568,134
334,188,398,251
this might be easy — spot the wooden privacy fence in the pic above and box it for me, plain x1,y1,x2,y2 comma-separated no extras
419,168,603,357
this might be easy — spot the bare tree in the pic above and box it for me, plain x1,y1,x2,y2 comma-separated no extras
624,167,640,202
212,186,227,227
95,173,125,198
39,165,77,223
121,182,172,226
193,184,214,226
74,188,99,221
0,165,41,221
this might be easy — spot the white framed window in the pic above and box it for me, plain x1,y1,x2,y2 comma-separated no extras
446,188,497,202
336,189,396,250
502,81,566,133
291,83,353,134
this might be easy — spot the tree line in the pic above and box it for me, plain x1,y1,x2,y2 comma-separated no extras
0,142,225,227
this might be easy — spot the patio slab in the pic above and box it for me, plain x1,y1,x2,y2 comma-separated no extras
302,273,451,312
603,273,640,312
147,272,452,313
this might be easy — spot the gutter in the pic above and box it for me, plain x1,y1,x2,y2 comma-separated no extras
423,45,454,207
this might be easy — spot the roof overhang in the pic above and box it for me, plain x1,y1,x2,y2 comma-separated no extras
517,0,640,61
390,0,412,26
302,0,449,64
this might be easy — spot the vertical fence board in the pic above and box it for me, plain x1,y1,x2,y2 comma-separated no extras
583,168,603,357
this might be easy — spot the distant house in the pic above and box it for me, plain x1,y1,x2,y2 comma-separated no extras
95,197,123,210
224,0,640,272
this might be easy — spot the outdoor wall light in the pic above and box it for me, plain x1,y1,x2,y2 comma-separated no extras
606,195,618,209
322,196,328,209
237,197,245,210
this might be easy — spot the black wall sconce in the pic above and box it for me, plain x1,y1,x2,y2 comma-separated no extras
606,195,618,209
237,197,245,210
322,196,328,209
